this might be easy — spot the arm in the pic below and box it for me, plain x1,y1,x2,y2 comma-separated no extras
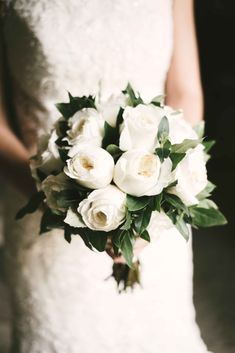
165,0,203,126
0,43,36,197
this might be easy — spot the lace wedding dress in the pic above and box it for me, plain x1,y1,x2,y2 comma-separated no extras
2,1,212,352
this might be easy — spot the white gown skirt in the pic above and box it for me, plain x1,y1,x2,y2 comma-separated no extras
3,188,211,353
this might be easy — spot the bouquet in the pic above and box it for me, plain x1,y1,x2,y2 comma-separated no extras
16,84,227,292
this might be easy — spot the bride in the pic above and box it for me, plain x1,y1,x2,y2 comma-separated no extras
0,0,211,352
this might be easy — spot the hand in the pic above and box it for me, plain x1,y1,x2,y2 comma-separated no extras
106,237,149,264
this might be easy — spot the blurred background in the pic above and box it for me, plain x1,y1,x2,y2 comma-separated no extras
0,1,235,352
193,1,235,352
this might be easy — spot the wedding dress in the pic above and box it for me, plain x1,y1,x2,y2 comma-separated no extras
2,1,212,352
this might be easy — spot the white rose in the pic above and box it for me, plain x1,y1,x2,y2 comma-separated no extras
164,107,198,144
41,172,69,214
67,108,104,146
147,211,174,241
119,104,164,152
98,94,128,128
30,130,63,179
169,144,208,206
78,185,126,231
64,144,114,189
113,149,173,197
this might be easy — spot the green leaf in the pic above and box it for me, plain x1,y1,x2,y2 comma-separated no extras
40,208,65,234
16,191,45,220
58,148,69,163
55,94,96,119
167,180,178,188
112,231,122,248
197,199,218,209
64,225,72,243
152,193,163,212
203,140,216,154
106,144,123,161
122,83,143,107
164,193,189,216
157,116,169,144
171,139,200,154
119,231,134,268
140,230,151,242
190,207,227,227
53,189,82,208
120,211,132,230
57,120,69,136
154,139,171,162
116,107,124,129
196,181,216,200
126,195,149,212
170,153,186,171
194,121,205,139
86,230,108,252
134,207,152,234
175,216,190,241
102,121,119,149
151,95,165,107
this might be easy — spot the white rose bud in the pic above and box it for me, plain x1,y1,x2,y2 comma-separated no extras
78,185,126,231
67,108,104,146
169,144,208,206
164,107,198,144
64,144,114,189
41,172,69,214
30,130,63,180
119,104,164,152
98,93,128,128
114,149,173,197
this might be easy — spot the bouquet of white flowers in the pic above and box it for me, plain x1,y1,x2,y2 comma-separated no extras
16,84,227,291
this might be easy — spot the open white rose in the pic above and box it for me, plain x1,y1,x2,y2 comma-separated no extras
164,107,198,144
30,130,63,180
119,104,164,152
41,172,69,214
169,144,208,206
98,93,127,128
78,185,126,231
113,149,173,197
64,144,114,189
67,108,104,146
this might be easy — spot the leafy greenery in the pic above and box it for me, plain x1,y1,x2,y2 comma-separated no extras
119,230,134,268
134,207,152,235
152,193,163,212
151,95,165,107
102,121,119,149
40,208,65,234
140,230,151,242
190,207,227,227
203,139,216,154
155,139,171,162
170,152,186,171
55,92,96,119
171,139,200,154
157,116,169,144
126,195,149,212
106,144,123,161
122,83,143,107
16,192,45,220
197,181,216,200
53,189,83,208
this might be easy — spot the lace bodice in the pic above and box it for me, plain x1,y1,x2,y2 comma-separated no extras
4,0,173,146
